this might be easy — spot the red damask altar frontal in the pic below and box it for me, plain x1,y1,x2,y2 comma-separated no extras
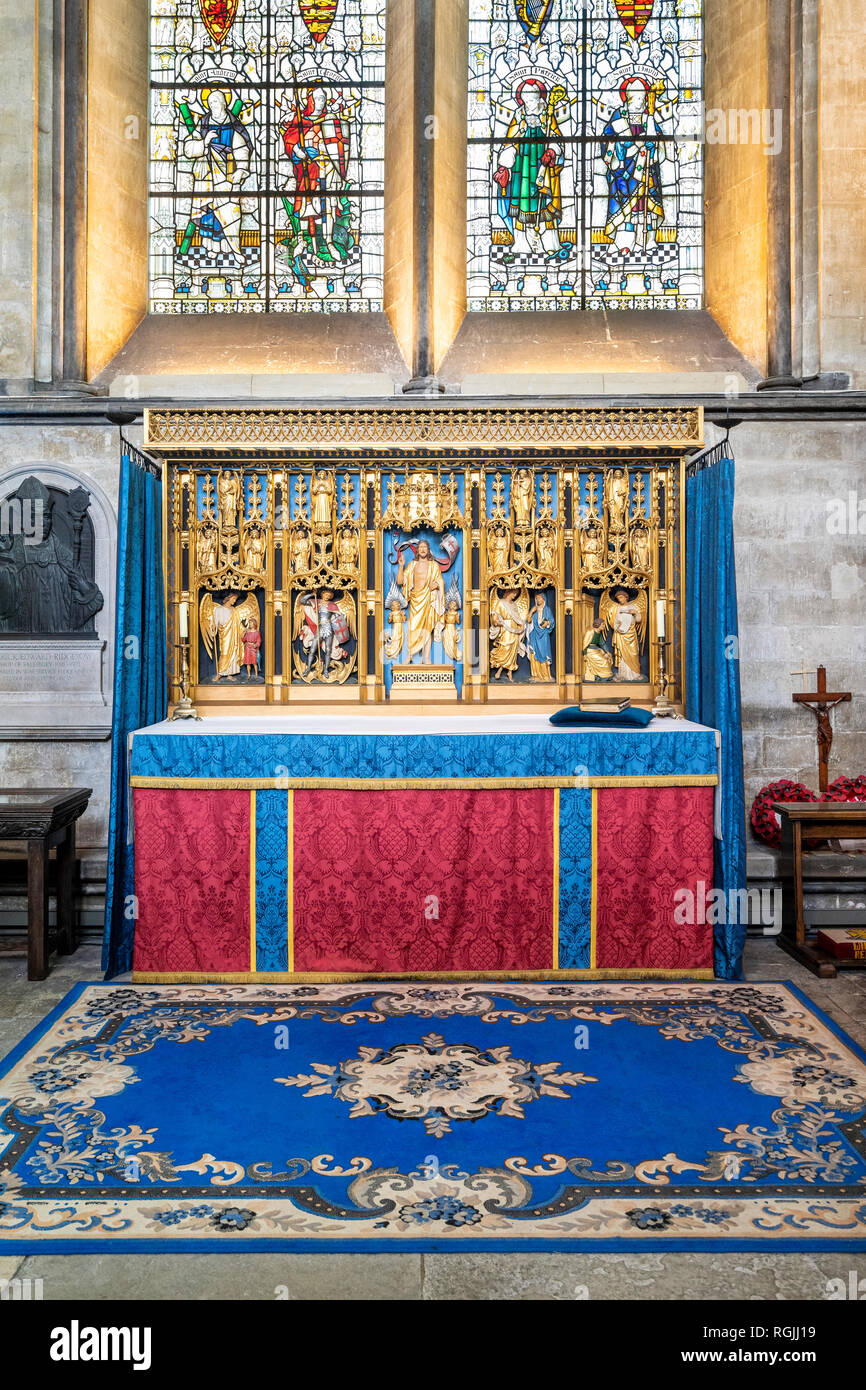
133,789,252,975
595,786,714,972
291,788,554,974
130,718,719,980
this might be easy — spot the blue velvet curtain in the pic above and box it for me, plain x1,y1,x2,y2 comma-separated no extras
686,452,747,980
103,450,167,978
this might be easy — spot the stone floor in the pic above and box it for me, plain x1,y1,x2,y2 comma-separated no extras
1,939,865,1301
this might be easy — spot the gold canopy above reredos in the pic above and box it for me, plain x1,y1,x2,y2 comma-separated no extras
144,406,701,711
144,405,702,454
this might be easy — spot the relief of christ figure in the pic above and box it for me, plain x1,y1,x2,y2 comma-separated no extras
397,538,446,664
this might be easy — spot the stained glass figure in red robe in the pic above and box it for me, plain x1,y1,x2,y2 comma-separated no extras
277,84,358,270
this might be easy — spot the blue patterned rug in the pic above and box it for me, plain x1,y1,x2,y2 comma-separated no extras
1,981,865,1252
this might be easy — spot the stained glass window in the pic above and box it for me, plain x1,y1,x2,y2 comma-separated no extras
467,0,703,310
149,0,385,313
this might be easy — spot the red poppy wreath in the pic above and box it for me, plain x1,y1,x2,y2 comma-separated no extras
749,779,819,849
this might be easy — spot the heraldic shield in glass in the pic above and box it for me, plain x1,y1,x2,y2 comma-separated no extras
149,0,385,313
467,0,703,310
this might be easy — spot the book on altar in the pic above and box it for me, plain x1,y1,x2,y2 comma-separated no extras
578,698,632,712
816,927,866,959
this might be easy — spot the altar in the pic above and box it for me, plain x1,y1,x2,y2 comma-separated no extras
129,713,719,981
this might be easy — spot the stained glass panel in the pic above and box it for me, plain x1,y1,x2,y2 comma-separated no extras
467,0,703,310
149,0,385,314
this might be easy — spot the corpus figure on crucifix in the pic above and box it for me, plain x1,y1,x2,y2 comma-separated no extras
792,664,852,792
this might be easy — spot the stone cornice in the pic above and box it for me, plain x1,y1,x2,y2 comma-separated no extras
1,393,866,430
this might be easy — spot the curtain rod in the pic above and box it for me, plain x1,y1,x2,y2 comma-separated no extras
685,432,734,477
120,432,162,479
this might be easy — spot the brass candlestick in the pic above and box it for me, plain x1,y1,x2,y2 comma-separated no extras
651,637,679,719
170,640,202,721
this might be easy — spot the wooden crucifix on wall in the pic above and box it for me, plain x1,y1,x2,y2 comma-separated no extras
792,664,852,792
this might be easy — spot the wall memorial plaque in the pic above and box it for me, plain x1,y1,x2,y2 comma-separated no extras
0,469,115,738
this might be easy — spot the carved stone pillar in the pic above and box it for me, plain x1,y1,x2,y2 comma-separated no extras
393,0,467,393
52,0,89,387
759,0,802,389
405,0,437,391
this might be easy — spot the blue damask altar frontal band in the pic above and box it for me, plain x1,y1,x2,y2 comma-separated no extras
130,728,718,783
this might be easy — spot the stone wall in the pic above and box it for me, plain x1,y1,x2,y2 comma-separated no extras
0,2,38,388
431,0,467,371
704,0,770,373
86,0,149,380
0,423,123,851
383,0,416,370
816,1,866,387
732,418,866,812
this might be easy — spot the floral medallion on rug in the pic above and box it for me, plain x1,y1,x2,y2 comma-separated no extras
1,980,865,1252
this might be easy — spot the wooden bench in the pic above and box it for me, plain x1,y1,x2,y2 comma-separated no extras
0,789,92,981
775,801,866,978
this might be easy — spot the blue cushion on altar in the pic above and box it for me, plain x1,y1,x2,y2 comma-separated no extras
549,706,655,728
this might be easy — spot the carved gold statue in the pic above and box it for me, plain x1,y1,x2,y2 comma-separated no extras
218,472,242,531
200,591,261,680
487,522,511,574
397,539,446,663
535,522,557,574
337,527,359,572
599,587,647,681
629,521,651,571
489,588,529,681
291,526,312,574
443,600,462,662
605,468,630,531
582,618,614,681
384,599,406,659
579,523,605,574
243,526,266,574
512,469,534,528
311,471,335,530
197,525,218,574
